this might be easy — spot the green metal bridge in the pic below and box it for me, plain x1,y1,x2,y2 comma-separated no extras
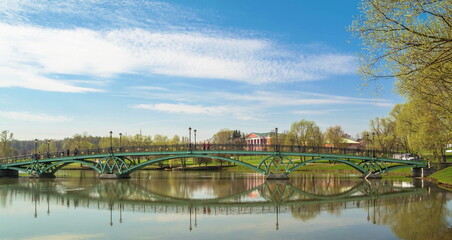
0,144,427,178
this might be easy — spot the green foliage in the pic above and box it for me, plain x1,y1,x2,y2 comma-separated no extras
351,0,452,161
287,119,323,147
392,102,450,162
211,129,244,144
0,130,14,157
324,125,347,148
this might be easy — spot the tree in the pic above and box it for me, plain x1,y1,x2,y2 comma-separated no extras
324,126,347,148
351,0,451,132
367,117,397,154
287,120,323,147
393,101,450,162
152,134,169,145
64,133,96,150
212,129,234,144
0,130,14,157
37,140,58,155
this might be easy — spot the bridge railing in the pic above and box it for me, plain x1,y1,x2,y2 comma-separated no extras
0,143,401,164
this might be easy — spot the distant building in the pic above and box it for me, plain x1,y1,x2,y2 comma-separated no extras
324,138,362,149
245,132,272,151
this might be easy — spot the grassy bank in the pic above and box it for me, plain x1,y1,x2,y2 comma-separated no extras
428,167,452,189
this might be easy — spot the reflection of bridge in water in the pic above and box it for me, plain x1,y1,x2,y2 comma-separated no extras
0,177,426,229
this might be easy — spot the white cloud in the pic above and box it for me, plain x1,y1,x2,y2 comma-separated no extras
133,103,226,115
0,23,356,93
0,111,71,122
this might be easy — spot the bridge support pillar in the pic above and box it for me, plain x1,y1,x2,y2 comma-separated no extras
412,167,435,178
99,173,131,179
266,173,289,180
29,173,56,178
360,172,382,179
0,169,19,178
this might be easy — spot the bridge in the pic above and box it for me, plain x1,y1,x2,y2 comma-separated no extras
0,144,428,179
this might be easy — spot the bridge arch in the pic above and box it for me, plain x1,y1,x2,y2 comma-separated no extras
41,159,102,174
288,158,367,174
123,154,266,175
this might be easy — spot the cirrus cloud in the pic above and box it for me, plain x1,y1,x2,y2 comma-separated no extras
0,23,356,93
0,111,71,122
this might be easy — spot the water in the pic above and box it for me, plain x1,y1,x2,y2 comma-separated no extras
0,171,451,240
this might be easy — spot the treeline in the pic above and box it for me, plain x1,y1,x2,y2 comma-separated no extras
0,131,185,157
1,112,449,162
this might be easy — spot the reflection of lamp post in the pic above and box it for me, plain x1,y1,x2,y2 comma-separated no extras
109,203,113,226
119,133,122,152
47,196,50,215
109,131,113,153
34,196,37,218
194,130,197,150
119,203,123,223
194,206,197,228
189,207,193,231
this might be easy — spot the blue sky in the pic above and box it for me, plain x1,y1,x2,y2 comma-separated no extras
0,0,399,141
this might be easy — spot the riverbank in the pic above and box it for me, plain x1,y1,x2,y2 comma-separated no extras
427,167,452,190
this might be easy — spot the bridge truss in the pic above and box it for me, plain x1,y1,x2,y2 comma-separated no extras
0,144,427,178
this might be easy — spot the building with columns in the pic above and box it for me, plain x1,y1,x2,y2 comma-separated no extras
245,132,272,151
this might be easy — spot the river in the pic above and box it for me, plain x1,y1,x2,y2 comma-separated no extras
0,171,450,240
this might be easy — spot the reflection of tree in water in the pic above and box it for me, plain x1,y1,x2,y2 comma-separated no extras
288,175,361,221
372,191,451,240
1,173,451,238
131,171,265,200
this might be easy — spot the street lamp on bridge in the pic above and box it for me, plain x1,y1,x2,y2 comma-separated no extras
188,127,192,150
109,131,113,154
34,139,38,159
194,129,197,150
275,127,279,152
46,139,50,158
119,133,122,152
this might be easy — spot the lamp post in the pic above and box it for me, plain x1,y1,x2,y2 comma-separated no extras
188,127,192,150
46,139,50,158
275,127,279,152
372,132,375,157
34,139,38,159
366,133,370,156
194,129,197,150
109,131,113,153
119,133,122,152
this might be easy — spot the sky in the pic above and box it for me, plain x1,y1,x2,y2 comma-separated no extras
0,0,401,141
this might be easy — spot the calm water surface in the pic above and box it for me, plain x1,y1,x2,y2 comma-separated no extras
0,171,451,240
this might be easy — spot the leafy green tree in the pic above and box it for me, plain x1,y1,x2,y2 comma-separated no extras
212,129,233,144
324,126,347,148
64,133,96,150
37,140,58,154
394,101,450,162
287,119,323,147
368,117,397,154
351,0,451,134
0,130,14,157
152,134,169,145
